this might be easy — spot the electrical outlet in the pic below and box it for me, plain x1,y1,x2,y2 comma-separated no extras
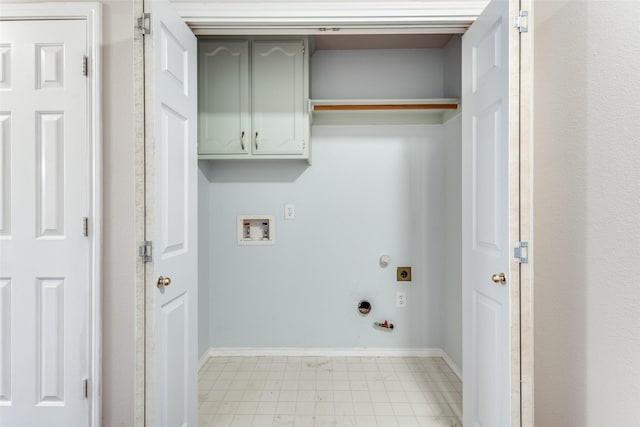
284,204,295,220
396,291,406,307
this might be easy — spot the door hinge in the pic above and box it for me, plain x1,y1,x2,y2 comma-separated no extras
514,241,529,264
514,10,529,33
82,217,89,237
137,12,151,35
83,378,89,399
139,240,153,263
82,55,88,76
302,43,305,55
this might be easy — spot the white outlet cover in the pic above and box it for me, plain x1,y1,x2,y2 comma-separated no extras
396,291,406,307
284,204,295,220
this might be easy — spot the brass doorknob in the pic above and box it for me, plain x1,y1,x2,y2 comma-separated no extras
157,276,172,288
491,272,507,285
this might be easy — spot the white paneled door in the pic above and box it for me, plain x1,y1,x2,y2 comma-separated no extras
146,0,198,425
0,20,90,426
462,0,515,426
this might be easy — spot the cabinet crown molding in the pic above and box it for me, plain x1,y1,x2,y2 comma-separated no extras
175,1,490,34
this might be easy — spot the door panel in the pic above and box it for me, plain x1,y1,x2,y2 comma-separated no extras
147,0,198,425
474,291,501,425
0,278,10,403
473,101,501,252
0,19,89,426
36,44,65,89
162,293,189,427
37,277,65,404
161,26,188,95
472,20,502,93
462,0,512,426
0,46,10,90
0,114,11,237
160,104,188,255
36,112,65,237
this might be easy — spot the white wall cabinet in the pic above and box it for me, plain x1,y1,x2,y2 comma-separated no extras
198,40,250,155
198,38,310,160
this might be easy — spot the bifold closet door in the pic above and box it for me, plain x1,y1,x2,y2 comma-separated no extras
146,0,198,424
462,0,515,426
0,19,90,427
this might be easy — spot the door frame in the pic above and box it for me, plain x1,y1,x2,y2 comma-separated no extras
135,1,533,426
506,1,533,425
516,1,534,425
0,3,103,426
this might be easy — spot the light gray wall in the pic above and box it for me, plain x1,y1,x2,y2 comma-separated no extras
204,125,448,348
199,45,463,356
442,114,462,369
441,36,463,370
534,1,640,425
443,35,462,99
101,2,136,425
198,163,211,359
311,49,444,99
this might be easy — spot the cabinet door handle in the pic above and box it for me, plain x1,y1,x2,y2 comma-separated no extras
255,132,259,151
240,131,245,151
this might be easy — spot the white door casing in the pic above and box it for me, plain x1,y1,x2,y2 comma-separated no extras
0,19,92,427
140,1,531,426
145,0,198,425
462,0,513,426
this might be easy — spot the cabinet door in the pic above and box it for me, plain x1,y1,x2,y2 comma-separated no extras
252,41,305,155
199,40,249,155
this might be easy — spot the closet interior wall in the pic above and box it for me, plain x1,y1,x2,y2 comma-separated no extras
197,35,463,369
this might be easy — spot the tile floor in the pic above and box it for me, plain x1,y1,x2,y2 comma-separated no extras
198,356,462,427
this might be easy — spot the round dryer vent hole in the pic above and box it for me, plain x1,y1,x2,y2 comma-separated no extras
358,300,372,316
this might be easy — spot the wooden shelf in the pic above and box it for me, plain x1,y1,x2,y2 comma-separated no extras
312,99,458,111
309,98,460,125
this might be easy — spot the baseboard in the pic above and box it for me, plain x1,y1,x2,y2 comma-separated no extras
203,347,443,358
202,347,462,380
441,350,463,381
199,350,212,372
201,346,463,381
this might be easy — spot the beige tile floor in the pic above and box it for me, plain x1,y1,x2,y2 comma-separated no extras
198,356,462,427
